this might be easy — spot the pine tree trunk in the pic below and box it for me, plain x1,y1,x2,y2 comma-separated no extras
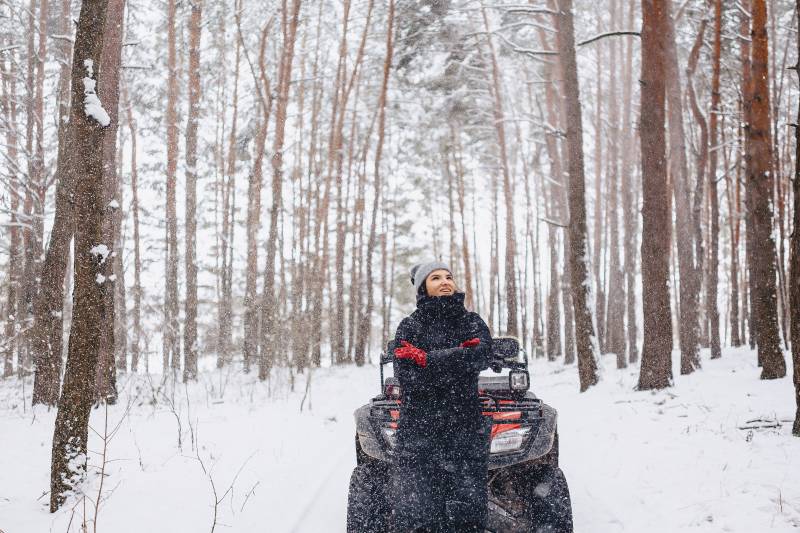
1,50,21,379
49,0,111,510
260,0,303,379
218,17,240,369
94,0,124,403
621,0,639,363
452,129,474,310
555,0,599,391
354,0,393,366
561,231,576,364
546,224,561,361
791,0,800,436
122,81,143,372
482,6,518,338
243,21,274,374
30,0,75,403
663,0,700,375
748,0,786,380
183,0,202,381
592,31,605,355
638,0,674,390
605,0,626,366
114,133,127,374
164,0,180,373
741,0,759,354
707,0,723,358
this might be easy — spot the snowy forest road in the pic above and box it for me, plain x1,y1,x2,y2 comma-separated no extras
1,349,799,532
288,447,352,532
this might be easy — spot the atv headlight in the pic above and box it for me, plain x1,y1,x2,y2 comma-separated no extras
509,370,529,391
490,427,530,454
382,427,397,448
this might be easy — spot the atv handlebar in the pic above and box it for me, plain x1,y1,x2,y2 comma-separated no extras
380,337,527,369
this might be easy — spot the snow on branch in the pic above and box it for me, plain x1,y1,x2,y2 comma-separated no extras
577,31,641,48
82,59,111,127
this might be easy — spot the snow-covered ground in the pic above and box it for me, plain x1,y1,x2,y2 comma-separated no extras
1,347,798,532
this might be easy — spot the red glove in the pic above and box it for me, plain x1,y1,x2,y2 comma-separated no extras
460,338,481,348
394,341,427,368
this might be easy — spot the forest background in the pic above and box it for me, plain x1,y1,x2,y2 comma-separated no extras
1,0,800,526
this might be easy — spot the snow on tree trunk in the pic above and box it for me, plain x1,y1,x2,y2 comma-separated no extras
49,0,111,511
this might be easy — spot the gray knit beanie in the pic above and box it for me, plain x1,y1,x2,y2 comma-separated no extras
410,262,452,295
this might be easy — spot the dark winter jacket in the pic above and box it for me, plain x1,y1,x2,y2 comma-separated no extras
389,292,492,532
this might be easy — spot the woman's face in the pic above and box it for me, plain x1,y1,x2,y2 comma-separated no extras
425,269,456,296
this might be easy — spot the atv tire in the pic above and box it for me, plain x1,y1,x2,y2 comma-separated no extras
346,461,390,533
524,464,573,533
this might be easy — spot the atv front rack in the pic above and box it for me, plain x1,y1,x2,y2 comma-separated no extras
362,392,554,470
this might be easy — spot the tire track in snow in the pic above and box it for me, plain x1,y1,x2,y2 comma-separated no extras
289,447,352,533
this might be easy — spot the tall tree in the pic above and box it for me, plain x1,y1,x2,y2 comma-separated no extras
243,19,274,375
707,0,723,358
748,0,786,380
93,0,125,403
638,0,673,390
790,0,800,438
164,0,180,372
183,0,202,381
482,5,519,338
259,0,303,379
49,0,111,510
30,0,76,404
354,0,394,366
663,0,700,375
122,81,143,372
605,0,626,366
554,0,599,392
621,0,639,364
1,49,21,379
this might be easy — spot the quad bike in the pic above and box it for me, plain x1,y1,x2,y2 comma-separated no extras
346,337,574,533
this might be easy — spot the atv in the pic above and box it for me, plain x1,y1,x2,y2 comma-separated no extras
347,337,574,533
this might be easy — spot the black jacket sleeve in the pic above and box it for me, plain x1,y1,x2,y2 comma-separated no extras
392,317,430,393
425,312,492,374
392,312,493,390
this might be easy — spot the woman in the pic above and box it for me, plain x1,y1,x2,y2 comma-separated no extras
390,261,493,533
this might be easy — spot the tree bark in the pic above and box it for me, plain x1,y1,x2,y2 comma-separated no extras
122,80,143,372
707,0,723,358
183,0,202,381
218,4,240,369
164,0,180,373
605,0,626,367
663,0,700,375
93,0,124,403
638,0,674,390
481,6,519,338
354,0,394,366
555,0,599,391
621,0,639,364
243,21,274,375
1,49,21,379
790,0,800,437
30,0,75,403
49,0,110,510
260,0,303,379
748,0,786,380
